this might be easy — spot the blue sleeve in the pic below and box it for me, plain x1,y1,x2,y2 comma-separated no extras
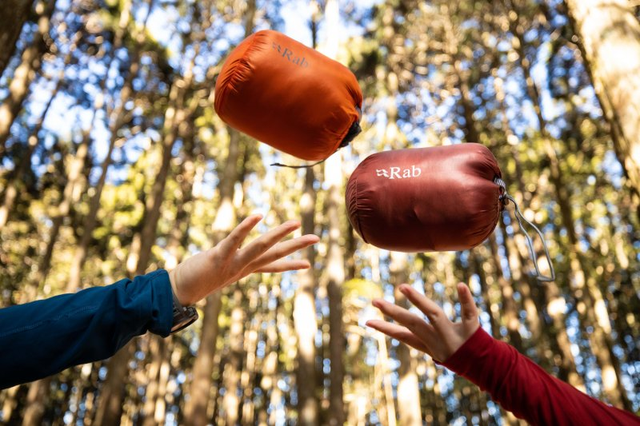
0,269,174,389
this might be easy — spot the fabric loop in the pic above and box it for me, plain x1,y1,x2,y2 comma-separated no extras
494,178,556,282
270,157,328,169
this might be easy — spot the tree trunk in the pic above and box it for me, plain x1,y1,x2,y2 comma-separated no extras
0,0,57,153
183,292,223,425
451,24,524,350
472,247,499,338
67,0,137,293
20,378,49,426
443,5,480,145
488,234,524,351
0,0,33,78
1,26,83,211
65,129,117,292
240,290,261,424
508,2,629,408
183,129,244,425
181,0,256,414
95,35,193,422
389,252,422,426
267,284,286,425
141,108,196,426
31,123,91,288
221,289,245,424
565,0,640,197
293,167,319,425
325,152,346,425
0,385,21,422
291,3,324,422
141,337,168,426
493,75,557,371
372,296,397,426
20,120,92,426
257,279,280,425
93,342,134,425
318,2,346,421
0,69,62,228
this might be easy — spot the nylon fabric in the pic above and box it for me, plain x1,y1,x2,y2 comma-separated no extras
345,143,504,252
214,30,363,161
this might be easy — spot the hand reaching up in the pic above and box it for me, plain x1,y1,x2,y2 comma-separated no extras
366,283,480,363
169,214,319,305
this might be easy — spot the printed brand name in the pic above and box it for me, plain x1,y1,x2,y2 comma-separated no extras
271,42,309,67
376,166,422,179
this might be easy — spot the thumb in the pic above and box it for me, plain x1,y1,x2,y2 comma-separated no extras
457,283,478,325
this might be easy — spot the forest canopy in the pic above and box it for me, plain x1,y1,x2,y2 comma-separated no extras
0,0,639,424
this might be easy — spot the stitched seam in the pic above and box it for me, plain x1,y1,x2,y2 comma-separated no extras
0,304,100,339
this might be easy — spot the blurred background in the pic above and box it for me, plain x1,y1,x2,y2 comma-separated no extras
0,0,639,424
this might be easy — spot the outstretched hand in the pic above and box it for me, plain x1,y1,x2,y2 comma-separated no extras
366,283,480,363
169,214,319,305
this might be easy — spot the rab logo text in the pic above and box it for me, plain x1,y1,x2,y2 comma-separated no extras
271,42,309,68
376,166,422,179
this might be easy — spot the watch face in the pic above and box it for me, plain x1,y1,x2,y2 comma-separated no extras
171,291,198,333
171,306,199,333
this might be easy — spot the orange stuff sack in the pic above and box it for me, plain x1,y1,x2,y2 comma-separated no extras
214,30,363,161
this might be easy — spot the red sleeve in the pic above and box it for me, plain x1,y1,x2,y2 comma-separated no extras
442,327,640,426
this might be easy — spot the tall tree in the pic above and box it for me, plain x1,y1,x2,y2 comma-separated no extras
293,166,320,425
20,115,93,426
292,2,322,424
0,0,57,153
66,0,141,293
320,0,347,423
564,0,640,199
389,252,422,426
0,0,33,77
221,288,246,423
94,5,201,420
183,2,256,423
505,0,630,408
0,39,71,229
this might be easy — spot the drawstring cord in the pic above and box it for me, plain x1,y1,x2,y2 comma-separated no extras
270,158,327,169
494,177,556,282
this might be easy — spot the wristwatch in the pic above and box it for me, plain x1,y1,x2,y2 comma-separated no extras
171,291,199,333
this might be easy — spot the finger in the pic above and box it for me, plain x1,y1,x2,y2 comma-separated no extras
372,298,436,342
249,234,319,270
457,282,479,325
398,284,451,334
239,220,302,262
256,259,311,273
217,214,263,257
365,320,430,353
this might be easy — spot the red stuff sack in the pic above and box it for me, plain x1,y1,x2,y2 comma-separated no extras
345,143,504,252
214,30,363,161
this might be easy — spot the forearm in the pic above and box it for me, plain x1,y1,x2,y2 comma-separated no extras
0,269,173,389
442,327,639,425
